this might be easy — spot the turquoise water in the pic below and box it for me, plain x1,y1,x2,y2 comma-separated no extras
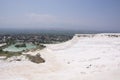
3,43,36,52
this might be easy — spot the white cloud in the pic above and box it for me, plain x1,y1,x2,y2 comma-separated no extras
0,13,84,25
1,13,118,30
26,13,59,24
0,13,59,27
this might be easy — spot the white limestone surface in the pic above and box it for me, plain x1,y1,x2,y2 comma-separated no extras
0,33,120,80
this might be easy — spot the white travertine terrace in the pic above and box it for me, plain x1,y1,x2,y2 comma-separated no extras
0,33,120,80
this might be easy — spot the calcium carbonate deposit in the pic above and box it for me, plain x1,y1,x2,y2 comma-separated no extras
0,33,120,80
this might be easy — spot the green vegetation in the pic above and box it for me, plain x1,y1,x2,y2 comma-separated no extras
0,43,46,63
0,48,3,52
0,42,46,58
15,43,26,48
32,42,46,50
37,44,46,49
6,38,15,45
0,48,22,58
0,41,46,60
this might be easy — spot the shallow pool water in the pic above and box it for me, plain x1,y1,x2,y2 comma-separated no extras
3,43,36,52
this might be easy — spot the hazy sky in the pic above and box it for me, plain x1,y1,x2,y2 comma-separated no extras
0,0,120,32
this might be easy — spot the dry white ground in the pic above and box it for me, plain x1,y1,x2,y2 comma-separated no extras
0,34,120,80
0,43,6,47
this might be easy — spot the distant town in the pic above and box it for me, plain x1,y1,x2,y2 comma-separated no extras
0,33,73,44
